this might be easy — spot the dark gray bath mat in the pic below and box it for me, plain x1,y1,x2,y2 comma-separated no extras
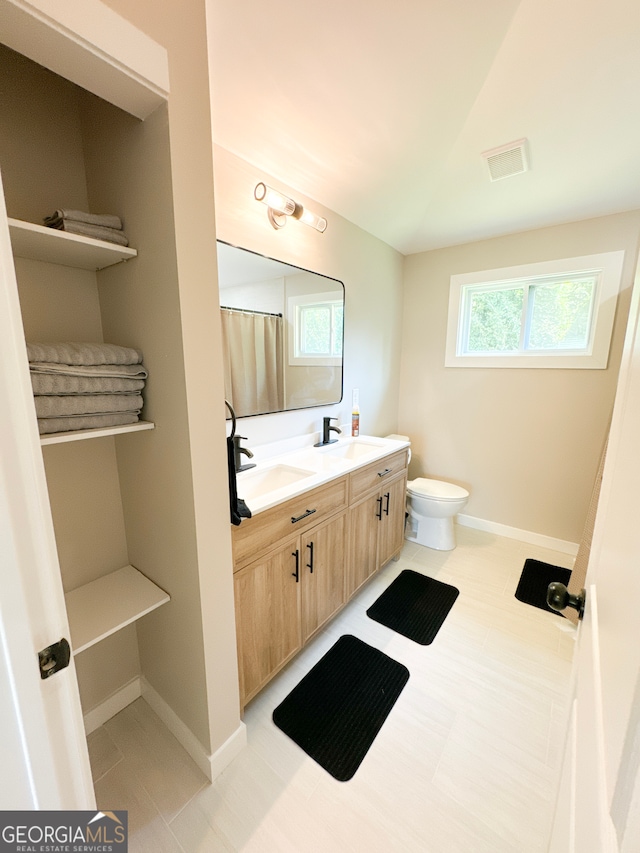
272,634,409,781
366,570,459,644
515,558,572,616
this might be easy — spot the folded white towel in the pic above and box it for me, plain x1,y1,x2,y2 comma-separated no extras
29,362,148,379
35,394,143,418
38,412,139,435
45,220,129,247
27,342,143,366
44,209,123,230
31,374,145,395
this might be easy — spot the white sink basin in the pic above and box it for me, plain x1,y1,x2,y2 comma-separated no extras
237,464,316,502
288,449,350,473
320,439,383,461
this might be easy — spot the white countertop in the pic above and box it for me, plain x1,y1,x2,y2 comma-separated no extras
236,434,410,515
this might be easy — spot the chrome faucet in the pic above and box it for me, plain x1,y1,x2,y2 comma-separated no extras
233,435,256,472
314,416,342,447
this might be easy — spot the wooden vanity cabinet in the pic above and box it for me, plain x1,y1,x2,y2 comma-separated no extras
232,478,349,705
347,450,408,598
232,447,409,707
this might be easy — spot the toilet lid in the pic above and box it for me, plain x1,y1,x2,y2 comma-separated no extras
407,477,469,501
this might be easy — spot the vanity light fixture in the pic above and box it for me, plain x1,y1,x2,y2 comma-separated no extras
254,182,327,233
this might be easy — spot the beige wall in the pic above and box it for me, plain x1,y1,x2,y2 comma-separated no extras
0,46,89,221
399,211,640,544
101,0,241,755
79,93,217,741
211,145,404,447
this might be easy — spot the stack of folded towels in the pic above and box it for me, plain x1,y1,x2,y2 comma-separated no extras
43,209,129,247
27,342,148,435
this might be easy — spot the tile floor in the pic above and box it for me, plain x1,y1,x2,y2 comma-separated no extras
89,526,576,852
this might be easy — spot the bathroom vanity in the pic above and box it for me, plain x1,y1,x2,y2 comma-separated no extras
230,436,409,706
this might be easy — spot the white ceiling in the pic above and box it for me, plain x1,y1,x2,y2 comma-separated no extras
209,0,640,256
216,241,300,288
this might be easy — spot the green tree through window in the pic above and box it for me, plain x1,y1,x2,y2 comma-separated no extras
527,278,594,350
468,288,523,352
462,275,597,355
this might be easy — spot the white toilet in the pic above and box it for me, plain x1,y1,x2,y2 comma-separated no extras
405,477,470,551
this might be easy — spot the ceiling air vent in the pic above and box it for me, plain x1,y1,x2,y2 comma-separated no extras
482,139,528,182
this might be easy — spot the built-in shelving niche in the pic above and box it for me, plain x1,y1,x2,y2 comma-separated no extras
8,217,168,666
9,218,155,446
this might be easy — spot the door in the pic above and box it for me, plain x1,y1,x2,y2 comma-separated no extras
347,492,380,598
233,538,302,705
378,474,407,568
549,266,640,852
0,179,94,808
301,511,347,642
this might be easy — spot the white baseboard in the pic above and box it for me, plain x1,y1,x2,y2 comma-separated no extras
82,675,247,782
83,676,142,735
457,514,578,556
141,677,247,781
207,720,248,781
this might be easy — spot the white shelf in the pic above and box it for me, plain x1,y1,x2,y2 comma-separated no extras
40,420,155,446
65,564,170,655
8,217,137,270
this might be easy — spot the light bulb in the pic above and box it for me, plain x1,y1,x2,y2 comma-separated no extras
254,183,327,232
299,208,327,232
254,183,296,216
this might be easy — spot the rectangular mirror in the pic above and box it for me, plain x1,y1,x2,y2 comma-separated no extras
217,241,344,418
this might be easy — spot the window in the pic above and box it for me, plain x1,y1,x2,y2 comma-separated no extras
297,300,343,358
288,292,343,365
445,251,625,369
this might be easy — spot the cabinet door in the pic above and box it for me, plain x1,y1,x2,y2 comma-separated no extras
347,492,381,598
234,540,302,705
301,511,347,642
378,474,407,568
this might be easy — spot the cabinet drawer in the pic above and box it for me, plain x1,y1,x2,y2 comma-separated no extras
348,449,408,503
232,476,348,570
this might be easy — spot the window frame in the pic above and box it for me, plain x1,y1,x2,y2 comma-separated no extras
445,251,625,369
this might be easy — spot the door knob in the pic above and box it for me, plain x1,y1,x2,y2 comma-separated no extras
546,582,586,619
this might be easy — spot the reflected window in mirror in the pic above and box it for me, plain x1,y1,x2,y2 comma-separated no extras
290,293,343,363
216,241,344,418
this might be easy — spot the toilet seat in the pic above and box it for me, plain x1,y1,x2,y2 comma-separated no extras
407,477,469,501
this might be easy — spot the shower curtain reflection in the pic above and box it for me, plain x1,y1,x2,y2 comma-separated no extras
221,307,284,416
